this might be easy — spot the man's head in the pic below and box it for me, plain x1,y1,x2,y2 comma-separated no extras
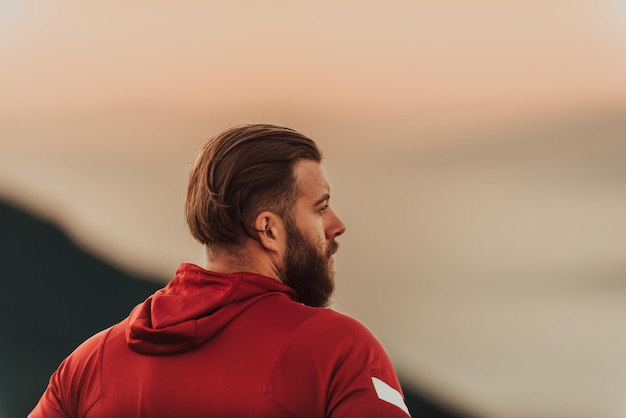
185,124,345,307
186,124,322,247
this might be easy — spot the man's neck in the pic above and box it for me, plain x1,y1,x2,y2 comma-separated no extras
204,243,282,281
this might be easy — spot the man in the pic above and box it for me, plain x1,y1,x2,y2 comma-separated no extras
30,124,411,417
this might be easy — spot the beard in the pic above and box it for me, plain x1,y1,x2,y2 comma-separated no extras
281,219,338,308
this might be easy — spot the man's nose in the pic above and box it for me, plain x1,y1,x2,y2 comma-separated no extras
327,208,346,239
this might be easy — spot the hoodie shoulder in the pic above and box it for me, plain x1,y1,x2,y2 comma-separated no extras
266,308,409,417
30,325,116,417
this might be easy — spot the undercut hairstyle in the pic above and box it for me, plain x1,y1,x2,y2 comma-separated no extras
185,124,322,249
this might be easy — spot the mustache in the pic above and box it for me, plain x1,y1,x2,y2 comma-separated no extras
326,240,339,258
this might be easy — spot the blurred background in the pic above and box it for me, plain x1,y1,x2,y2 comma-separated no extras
1,1,625,417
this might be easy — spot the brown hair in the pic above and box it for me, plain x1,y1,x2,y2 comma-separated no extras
185,124,322,248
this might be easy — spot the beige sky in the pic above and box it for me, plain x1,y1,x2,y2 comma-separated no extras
1,1,624,142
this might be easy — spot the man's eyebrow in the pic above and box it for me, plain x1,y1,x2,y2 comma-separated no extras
313,193,330,207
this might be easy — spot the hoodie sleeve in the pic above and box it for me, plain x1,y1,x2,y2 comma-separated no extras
29,356,73,418
29,328,109,418
267,310,411,418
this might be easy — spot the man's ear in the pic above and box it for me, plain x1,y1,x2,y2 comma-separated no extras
254,211,284,253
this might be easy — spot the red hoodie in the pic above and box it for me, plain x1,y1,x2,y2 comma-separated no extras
30,263,411,417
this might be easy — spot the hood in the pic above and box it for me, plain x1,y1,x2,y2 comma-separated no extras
126,263,297,355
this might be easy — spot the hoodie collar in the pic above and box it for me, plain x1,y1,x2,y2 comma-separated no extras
126,263,297,355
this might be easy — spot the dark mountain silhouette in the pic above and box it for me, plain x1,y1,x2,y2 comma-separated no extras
0,199,162,417
0,198,470,417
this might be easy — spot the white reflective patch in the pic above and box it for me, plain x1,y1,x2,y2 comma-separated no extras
371,377,411,416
